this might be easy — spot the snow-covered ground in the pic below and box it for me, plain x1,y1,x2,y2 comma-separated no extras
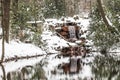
41,30,78,53
0,40,46,59
0,39,46,77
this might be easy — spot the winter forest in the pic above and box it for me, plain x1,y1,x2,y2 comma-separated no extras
0,0,120,80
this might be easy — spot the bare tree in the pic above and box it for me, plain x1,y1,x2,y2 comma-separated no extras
97,0,111,28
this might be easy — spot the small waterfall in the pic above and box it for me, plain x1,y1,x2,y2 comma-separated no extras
68,26,76,39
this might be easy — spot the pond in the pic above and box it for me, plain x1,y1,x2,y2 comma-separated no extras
1,52,120,80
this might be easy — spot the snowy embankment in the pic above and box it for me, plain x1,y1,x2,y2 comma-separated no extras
0,40,46,60
0,28,2,35
41,31,77,53
0,39,46,76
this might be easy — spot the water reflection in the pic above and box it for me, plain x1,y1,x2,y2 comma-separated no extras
2,53,120,80
0,63,46,80
57,56,81,74
0,64,6,80
48,54,93,80
92,55,120,80
0,53,93,80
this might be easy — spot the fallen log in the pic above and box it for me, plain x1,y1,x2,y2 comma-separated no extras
2,53,57,63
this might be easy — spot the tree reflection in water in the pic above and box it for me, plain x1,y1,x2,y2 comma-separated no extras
3,53,120,80
0,64,6,80
57,56,81,74
0,63,46,80
92,55,120,80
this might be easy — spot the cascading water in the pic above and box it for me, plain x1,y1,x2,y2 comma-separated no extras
68,26,76,39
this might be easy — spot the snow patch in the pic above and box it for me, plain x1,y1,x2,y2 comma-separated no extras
0,40,45,59
0,27,2,35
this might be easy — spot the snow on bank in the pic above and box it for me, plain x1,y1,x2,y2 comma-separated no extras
0,39,46,78
0,40,46,59
0,27,2,35
41,31,77,53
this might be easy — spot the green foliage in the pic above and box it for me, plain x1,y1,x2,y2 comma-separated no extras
43,0,66,18
88,1,120,53
32,32,43,46
11,1,30,30
31,63,46,80
28,0,42,21
92,56,120,80
11,1,31,40
11,0,43,44
106,0,120,32
7,64,46,80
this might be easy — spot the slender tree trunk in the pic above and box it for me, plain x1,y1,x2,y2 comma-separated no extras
1,26,5,62
0,64,6,80
97,0,120,36
97,0,111,27
0,0,5,63
2,0,11,43
1,0,11,62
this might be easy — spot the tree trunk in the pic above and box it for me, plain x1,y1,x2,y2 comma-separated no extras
97,0,111,28
1,0,11,62
2,0,11,43
1,0,5,63
0,64,6,80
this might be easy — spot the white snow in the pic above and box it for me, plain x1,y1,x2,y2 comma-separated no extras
0,40,46,59
0,27,2,35
1,56,45,76
0,39,46,78
26,20,43,24
80,65,93,79
41,30,78,53
45,18,58,26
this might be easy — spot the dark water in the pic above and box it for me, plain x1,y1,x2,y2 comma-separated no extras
92,55,120,80
0,61,46,80
0,53,120,80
